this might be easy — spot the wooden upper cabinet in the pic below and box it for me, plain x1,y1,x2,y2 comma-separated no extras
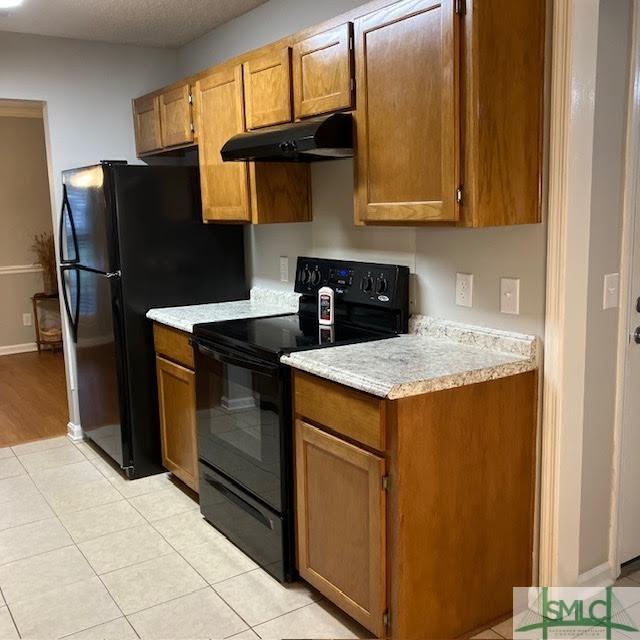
460,0,545,227
159,84,194,149
295,419,386,637
195,65,252,223
133,95,162,156
354,0,460,224
243,47,293,129
292,23,354,120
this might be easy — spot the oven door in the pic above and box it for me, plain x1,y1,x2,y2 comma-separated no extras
194,340,284,512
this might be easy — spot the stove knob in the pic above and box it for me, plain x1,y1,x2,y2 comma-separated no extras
300,268,311,284
376,277,388,294
361,276,374,293
310,270,321,286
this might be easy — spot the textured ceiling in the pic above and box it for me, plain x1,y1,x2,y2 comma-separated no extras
0,0,269,48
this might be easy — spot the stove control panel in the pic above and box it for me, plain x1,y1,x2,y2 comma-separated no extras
294,257,409,310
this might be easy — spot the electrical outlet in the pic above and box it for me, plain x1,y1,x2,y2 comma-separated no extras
500,278,520,315
603,273,620,310
279,256,289,283
22,313,32,327
455,273,473,308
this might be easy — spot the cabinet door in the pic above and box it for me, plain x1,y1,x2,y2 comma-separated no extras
132,95,162,156
354,0,460,223
292,23,354,120
160,84,194,148
295,419,386,637
195,65,251,223
156,356,198,492
243,47,292,130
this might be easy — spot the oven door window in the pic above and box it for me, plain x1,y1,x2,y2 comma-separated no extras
196,346,282,511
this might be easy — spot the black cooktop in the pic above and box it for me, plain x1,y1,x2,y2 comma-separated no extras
193,313,397,362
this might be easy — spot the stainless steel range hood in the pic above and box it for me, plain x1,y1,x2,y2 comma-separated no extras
220,113,353,163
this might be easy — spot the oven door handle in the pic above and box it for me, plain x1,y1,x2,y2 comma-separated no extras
192,340,279,376
204,475,275,530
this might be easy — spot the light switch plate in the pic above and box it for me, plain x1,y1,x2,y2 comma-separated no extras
603,273,620,310
22,313,32,327
455,273,473,308
500,278,520,315
279,256,289,283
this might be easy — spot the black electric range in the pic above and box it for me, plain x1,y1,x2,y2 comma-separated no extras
193,312,398,363
191,258,410,582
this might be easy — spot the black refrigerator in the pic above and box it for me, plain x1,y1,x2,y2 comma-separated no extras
58,162,247,479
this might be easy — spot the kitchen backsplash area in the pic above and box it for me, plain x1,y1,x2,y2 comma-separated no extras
247,159,547,337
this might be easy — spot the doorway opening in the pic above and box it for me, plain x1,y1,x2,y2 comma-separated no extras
0,99,69,447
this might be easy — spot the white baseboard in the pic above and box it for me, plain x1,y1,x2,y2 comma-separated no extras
0,343,37,356
67,421,83,442
576,561,616,588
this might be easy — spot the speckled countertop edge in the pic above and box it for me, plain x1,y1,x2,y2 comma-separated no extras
146,287,300,333
281,316,539,399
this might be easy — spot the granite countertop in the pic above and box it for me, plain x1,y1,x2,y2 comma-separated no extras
280,316,539,399
146,288,300,333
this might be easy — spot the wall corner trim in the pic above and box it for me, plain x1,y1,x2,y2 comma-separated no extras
67,421,83,442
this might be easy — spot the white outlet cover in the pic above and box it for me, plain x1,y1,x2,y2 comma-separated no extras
279,256,289,283
22,313,32,327
455,273,473,308
603,273,620,310
500,278,520,315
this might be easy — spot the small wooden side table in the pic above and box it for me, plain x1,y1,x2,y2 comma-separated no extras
31,292,63,353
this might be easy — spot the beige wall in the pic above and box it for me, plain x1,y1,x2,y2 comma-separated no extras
579,0,632,574
0,115,54,348
178,0,548,337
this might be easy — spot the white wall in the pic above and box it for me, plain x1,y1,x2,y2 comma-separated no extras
0,31,179,427
578,0,631,575
178,0,548,337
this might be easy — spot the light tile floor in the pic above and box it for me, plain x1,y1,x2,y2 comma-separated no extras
471,573,640,639
0,436,370,640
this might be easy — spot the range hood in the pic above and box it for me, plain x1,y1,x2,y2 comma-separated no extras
221,113,353,163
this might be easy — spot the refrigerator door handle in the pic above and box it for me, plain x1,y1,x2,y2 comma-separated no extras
74,265,121,279
58,185,80,265
59,265,80,343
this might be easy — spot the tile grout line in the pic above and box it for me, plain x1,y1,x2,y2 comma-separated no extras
9,454,128,638
3,443,332,640
58,615,138,640
137,500,257,633
240,599,333,636
9,437,71,457
49,490,135,638
96,547,177,579
0,541,77,569
0,585,22,639
131,487,329,636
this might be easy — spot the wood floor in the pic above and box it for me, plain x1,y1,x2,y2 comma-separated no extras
0,351,68,447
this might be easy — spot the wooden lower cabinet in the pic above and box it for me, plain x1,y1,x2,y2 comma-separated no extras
295,419,387,637
293,370,538,639
155,356,198,492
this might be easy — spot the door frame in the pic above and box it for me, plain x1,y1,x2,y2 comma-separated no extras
538,0,602,586
611,0,640,578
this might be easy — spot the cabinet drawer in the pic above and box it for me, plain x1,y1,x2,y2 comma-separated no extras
293,372,385,451
153,323,194,369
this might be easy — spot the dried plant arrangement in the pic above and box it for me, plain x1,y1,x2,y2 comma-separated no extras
31,231,57,294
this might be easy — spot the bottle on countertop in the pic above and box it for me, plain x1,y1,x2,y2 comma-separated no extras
318,286,335,326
